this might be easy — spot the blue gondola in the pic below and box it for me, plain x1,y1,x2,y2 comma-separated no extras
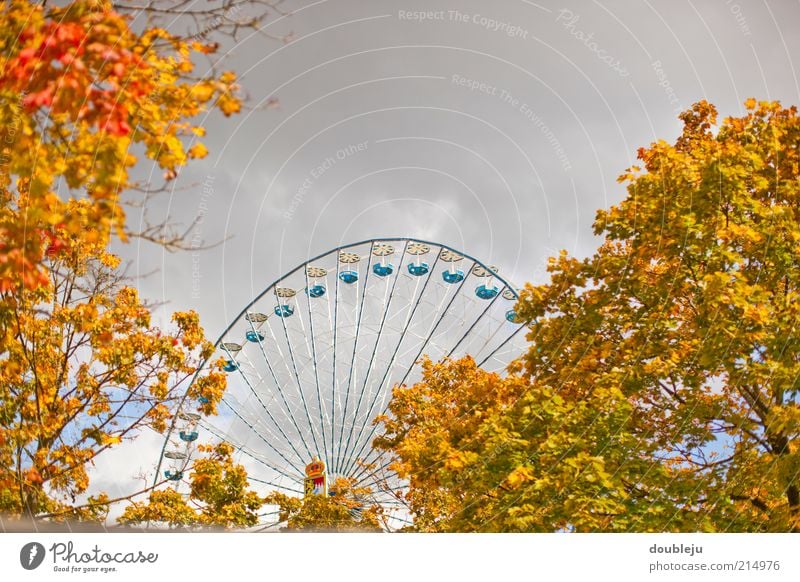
164,470,183,481
505,309,522,323
222,359,238,372
307,284,326,298
274,304,294,317
373,263,394,277
339,270,358,284
198,396,209,404
442,269,465,284
180,431,199,442
407,262,429,276
245,330,265,342
475,284,499,299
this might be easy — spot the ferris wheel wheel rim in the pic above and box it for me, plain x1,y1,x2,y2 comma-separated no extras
153,237,522,490
216,237,519,349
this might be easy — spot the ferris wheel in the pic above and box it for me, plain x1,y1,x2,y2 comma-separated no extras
156,238,528,530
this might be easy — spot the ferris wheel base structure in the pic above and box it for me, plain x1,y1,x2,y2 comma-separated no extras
157,238,528,530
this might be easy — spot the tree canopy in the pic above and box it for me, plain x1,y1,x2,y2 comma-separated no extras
377,99,800,533
263,477,384,532
119,443,264,529
0,218,226,518
0,0,236,520
0,0,242,294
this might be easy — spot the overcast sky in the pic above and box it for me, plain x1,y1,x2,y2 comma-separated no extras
96,0,800,511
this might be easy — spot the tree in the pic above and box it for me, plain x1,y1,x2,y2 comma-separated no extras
377,100,800,532
0,0,243,294
375,356,657,532
120,453,385,531
119,443,264,529
0,212,226,518
263,477,384,532
0,0,241,520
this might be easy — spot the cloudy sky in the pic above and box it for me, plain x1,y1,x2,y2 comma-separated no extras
123,0,800,333
95,0,800,510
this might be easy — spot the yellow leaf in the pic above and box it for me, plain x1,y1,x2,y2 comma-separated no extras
188,143,209,159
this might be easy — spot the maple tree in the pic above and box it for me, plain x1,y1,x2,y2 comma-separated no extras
0,0,241,520
263,477,384,532
120,456,384,531
0,211,227,518
0,0,243,294
118,443,263,529
377,100,800,533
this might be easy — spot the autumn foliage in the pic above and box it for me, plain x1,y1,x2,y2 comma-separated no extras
378,100,800,532
264,477,384,532
0,0,235,520
119,443,263,529
0,202,226,518
0,0,241,294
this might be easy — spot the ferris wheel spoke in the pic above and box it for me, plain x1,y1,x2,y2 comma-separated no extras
478,319,529,368
221,352,309,467
221,399,298,466
349,438,391,484
348,436,397,486
334,246,375,475
246,316,312,457
248,477,303,495
384,511,414,525
366,496,408,508
350,456,395,490
393,260,476,387
341,259,475,478
303,269,330,471
252,519,285,532
201,421,304,487
469,308,517,366
339,243,409,475
337,251,442,477
330,254,342,470
258,313,317,459
255,510,282,523
198,422,301,493
445,285,506,359
208,402,305,478
273,287,322,458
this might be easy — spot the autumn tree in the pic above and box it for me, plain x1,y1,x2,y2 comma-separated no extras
0,205,227,519
0,0,244,520
118,443,264,529
263,477,384,532
120,454,385,531
377,100,800,533
0,0,243,292
375,356,657,532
